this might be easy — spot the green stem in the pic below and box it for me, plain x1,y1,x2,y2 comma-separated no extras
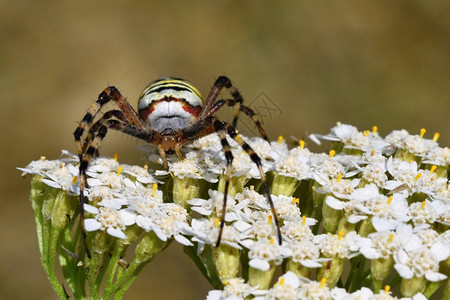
443,279,450,300
44,228,67,299
422,280,444,298
87,253,102,299
96,253,110,287
114,262,148,300
103,242,126,299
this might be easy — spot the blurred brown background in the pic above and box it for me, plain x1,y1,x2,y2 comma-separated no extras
1,0,449,299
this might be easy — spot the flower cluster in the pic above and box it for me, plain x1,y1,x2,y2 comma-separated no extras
20,123,449,299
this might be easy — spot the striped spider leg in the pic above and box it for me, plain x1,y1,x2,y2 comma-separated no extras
74,87,150,258
181,115,282,246
74,76,282,257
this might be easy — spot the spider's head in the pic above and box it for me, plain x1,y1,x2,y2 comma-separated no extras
137,77,203,129
158,128,180,154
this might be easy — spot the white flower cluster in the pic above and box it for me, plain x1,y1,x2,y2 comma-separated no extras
21,123,449,299
20,152,193,245
208,271,427,300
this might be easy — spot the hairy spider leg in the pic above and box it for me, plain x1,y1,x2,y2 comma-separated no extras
222,121,282,245
182,116,282,246
74,87,147,258
78,119,153,257
199,76,243,128
205,98,269,142
81,110,127,153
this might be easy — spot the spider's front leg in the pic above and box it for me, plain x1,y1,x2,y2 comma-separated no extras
201,76,269,142
200,76,244,128
73,86,148,257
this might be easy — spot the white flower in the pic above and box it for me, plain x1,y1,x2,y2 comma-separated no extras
188,189,241,222
350,184,409,231
84,206,132,239
317,176,360,200
393,224,449,281
408,199,438,228
206,277,259,300
314,231,361,259
361,162,388,188
394,245,448,281
121,164,159,184
289,240,323,268
423,146,450,166
310,155,347,185
128,197,192,246
281,219,315,243
248,239,287,271
170,154,216,182
272,194,302,220
191,218,242,252
358,231,400,259
265,272,301,299
297,279,332,300
275,147,311,180
385,157,418,194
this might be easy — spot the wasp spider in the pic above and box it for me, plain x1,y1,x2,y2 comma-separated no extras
74,76,282,257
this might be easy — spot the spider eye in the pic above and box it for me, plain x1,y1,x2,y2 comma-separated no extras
161,128,176,136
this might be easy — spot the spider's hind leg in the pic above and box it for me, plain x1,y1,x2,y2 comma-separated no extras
213,120,282,247
222,121,282,245
212,120,234,247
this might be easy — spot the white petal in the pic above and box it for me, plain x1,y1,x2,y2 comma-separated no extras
281,271,300,288
41,179,61,189
412,293,427,300
107,227,127,239
308,133,322,145
430,242,450,262
136,215,152,231
394,263,413,279
84,204,99,214
372,217,397,231
360,247,379,260
425,271,447,282
300,259,323,268
240,239,255,249
118,209,136,226
123,177,135,188
206,290,222,300
152,226,167,242
84,219,101,231
249,258,270,271
203,172,219,183
348,215,367,224
86,178,102,186
174,234,193,246
233,220,252,232
191,207,211,216
325,196,345,210
187,198,207,205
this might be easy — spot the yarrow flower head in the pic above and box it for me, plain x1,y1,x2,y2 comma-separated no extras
20,123,449,299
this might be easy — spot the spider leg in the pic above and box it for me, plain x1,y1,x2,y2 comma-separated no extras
204,98,269,142
220,120,282,246
212,120,234,247
74,86,145,160
81,110,127,154
182,117,282,246
200,76,243,128
77,117,154,258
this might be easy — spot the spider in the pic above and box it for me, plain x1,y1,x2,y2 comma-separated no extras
74,76,282,257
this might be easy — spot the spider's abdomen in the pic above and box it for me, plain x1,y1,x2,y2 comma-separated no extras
138,78,203,130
